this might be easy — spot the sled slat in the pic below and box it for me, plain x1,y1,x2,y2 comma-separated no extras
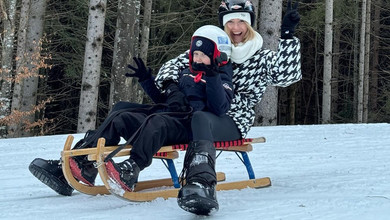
122,188,180,202
87,150,179,161
250,137,266,143
134,172,226,191
216,177,271,191
62,145,175,157
217,144,253,152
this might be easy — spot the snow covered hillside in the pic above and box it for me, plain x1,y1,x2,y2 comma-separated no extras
1,123,389,219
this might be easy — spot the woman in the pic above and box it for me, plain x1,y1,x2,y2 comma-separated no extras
155,0,302,215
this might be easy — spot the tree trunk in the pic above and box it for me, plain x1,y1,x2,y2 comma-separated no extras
370,0,381,113
331,20,340,120
0,0,17,137
254,0,282,126
252,0,259,30
352,0,360,122
357,0,367,123
77,0,107,132
363,0,371,122
8,0,47,137
8,0,30,137
109,0,141,110
19,0,48,137
289,84,297,124
322,0,333,124
139,0,152,104
140,0,152,61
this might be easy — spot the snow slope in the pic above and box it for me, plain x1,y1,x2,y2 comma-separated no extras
1,123,389,220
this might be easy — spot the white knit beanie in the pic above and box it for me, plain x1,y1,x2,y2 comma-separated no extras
222,12,251,26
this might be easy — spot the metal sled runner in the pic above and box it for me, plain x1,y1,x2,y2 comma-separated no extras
61,135,271,202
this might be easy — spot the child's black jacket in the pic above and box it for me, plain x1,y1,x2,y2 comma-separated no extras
139,62,234,116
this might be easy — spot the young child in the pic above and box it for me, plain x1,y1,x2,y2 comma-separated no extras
128,25,233,116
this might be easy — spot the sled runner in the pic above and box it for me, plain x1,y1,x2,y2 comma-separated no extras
61,134,271,201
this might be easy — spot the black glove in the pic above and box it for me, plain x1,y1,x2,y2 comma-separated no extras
125,57,152,82
164,81,190,112
281,0,300,39
215,52,228,66
192,62,218,77
192,51,228,77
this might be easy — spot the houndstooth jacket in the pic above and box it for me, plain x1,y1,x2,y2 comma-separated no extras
155,37,302,137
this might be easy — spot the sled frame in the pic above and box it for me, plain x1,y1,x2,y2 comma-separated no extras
61,135,271,202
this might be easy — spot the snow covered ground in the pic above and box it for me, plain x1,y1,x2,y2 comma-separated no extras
1,123,390,220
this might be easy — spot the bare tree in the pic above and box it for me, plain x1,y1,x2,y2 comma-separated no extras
109,0,141,110
363,0,371,122
8,0,30,137
19,0,48,137
0,0,17,137
254,0,283,126
252,0,259,29
322,0,333,124
352,0,360,121
370,0,381,113
77,0,107,132
8,0,48,137
140,0,152,61
139,0,152,104
331,19,340,119
357,0,367,123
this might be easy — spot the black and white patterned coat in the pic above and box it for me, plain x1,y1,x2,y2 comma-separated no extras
155,37,301,137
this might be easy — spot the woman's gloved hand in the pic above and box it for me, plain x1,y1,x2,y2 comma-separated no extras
281,0,301,39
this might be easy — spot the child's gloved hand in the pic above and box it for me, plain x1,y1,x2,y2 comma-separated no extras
164,81,190,112
125,57,152,82
192,62,218,77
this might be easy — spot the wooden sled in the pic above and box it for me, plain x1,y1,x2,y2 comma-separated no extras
61,135,271,202
61,135,226,196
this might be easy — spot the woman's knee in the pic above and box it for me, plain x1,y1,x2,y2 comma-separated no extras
191,111,212,125
191,111,214,133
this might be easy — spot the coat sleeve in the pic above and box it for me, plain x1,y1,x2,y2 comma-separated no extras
155,50,190,92
263,37,302,87
205,62,234,116
139,77,166,104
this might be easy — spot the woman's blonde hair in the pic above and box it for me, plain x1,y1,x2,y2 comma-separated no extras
224,21,256,45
